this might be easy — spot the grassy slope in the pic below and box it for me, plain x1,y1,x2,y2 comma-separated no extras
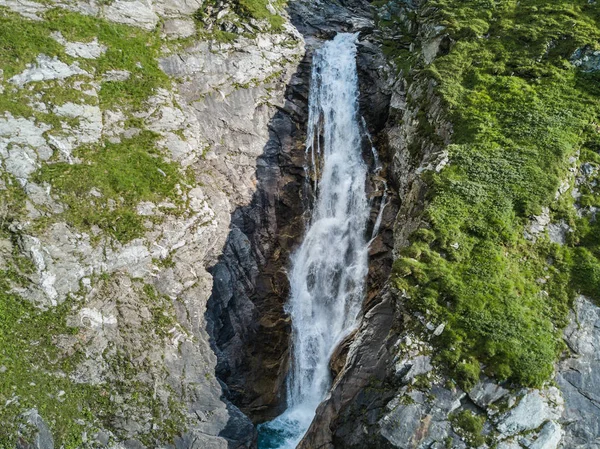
0,8,184,243
0,8,189,447
385,0,600,388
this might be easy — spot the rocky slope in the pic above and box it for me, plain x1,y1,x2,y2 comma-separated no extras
298,1,600,448
2,0,600,448
0,0,304,447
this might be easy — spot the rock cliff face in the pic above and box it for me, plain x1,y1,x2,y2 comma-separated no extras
0,0,303,447
2,0,600,448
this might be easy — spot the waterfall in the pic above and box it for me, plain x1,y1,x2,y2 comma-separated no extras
258,33,370,449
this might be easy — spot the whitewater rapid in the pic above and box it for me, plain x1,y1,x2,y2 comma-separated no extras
258,32,370,449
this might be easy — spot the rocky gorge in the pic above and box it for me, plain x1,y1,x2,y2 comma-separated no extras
1,0,600,448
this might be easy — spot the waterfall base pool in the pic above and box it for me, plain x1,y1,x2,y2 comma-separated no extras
257,410,306,449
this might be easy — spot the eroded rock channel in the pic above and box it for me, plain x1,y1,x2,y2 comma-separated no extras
205,0,398,441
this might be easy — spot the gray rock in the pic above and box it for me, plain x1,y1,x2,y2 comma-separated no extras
548,221,572,245
469,378,509,408
557,296,600,449
162,18,196,38
0,0,48,20
20,409,54,449
527,207,551,238
103,0,159,31
530,421,564,449
497,390,562,437
379,403,424,448
498,441,522,449
399,355,433,383
9,54,88,86
51,32,107,59
378,384,465,448
572,47,600,72
103,70,131,81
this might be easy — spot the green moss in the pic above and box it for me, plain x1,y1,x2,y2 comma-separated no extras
33,131,182,243
383,0,600,388
450,410,486,447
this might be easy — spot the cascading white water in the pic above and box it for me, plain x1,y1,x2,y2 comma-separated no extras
258,33,371,449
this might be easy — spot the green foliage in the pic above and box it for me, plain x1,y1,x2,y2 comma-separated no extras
451,410,486,447
385,0,600,388
34,132,182,243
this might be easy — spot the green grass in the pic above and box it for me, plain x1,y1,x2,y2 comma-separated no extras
0,9,67,78
381,0,600,388
450,410,486,447
33,131,182,243
0,274,112,448
0,7,169,110
237,0,285,29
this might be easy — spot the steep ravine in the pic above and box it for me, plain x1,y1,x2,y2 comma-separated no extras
3,0,600,447
205,0,398,430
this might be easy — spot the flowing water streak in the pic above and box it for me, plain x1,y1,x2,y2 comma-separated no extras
258,32,370,449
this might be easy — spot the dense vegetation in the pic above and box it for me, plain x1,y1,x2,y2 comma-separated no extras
385,0,600,388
